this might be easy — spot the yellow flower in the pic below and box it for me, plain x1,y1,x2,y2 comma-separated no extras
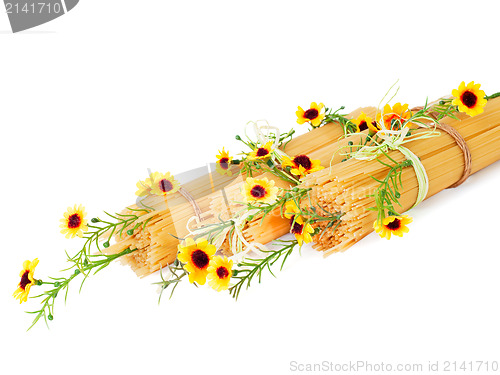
243,177,279,204
290,216,314,246
177,238,217,285
373,215,412,240
60,204,88,238
283,200,313,244
216,148,234,176
282,154,323,178
13,258,39,303
452,81,487,117
283,200,300,219
248,141,273,161
376,103,413,131
351,112,372,133
367,119,383,133
149,171,180,196
135,178,152,197
207,256,233,292
296,102,325,127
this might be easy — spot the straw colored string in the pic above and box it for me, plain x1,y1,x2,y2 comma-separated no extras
178,187,203,222
411,105,472,188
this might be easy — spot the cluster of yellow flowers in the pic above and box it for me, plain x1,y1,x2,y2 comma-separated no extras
177,238,233,291
15,203,91,303
219,147,324,180
135,171,180,197
242,177,314,246
283,200,314,246
296,81,487,132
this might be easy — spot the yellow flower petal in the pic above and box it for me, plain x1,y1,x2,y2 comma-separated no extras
451,81,487,117
243,177,279,204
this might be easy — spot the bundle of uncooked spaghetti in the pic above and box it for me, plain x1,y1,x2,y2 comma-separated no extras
105,107,377,276
209,129,375,248
106,97,500,275
300,97,500,254
208,97,500,256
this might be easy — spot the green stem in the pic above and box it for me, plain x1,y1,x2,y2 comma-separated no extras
68,208,149,272
485,92,500,100
229,240,298,300
271,166,300,185
369,155,413,225
27,248,136,330
37,281,56,286
155,265,188,303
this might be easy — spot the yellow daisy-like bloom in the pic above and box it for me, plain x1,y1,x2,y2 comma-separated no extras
248,141,273,161
283,200,301,219
283,200,314,245
282,154,324,178
351,112,372,133
149,171,180,196
290,216,315,246
243,177,279,204
367,119,383,133
135,178,152,197
296,102,325,127
376,103,413,130
207,256,233,292
216,148,233,176
60,204,88,238
452,81,487,117
373,215,412,240
13,258,39,304
177,238,217,285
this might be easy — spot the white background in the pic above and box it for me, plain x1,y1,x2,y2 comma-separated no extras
1,1,500,374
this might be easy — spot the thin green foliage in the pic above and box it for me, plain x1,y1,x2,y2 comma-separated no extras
154,261,189,303
240,158,300,185
27,248,136,330
228,239,298,300
322,106,358,134
68,207,151,273
429,98,459,121
367,151,413,225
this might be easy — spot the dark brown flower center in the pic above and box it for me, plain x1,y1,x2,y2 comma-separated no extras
68,214,82,229
250,185,267,198
290,217,304,234
19,270,31,290
304,108,319,120
293,154,312,170
386,218,401,231
461,90,478,108
256,147,270,157
372,121,381,131
219,157,230,170
191,249,210,269
358,121,368,131
159,179,174,193
216,266,229,279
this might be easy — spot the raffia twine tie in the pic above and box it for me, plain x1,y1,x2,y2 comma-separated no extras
411,106,472,188
178,187,203,222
